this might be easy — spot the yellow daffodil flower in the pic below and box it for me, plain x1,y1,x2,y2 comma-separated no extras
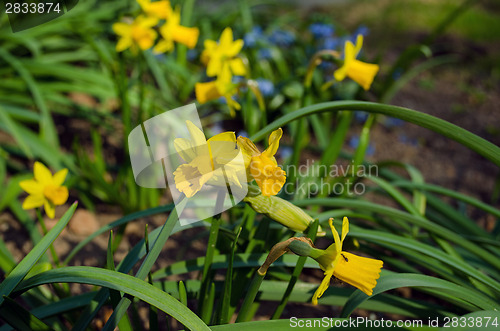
334,35,379,90
310,217,383,304
237,129,286,197
173,120,245,198
19,162,69,219
112,15,158,53
195,63,241,115
201,27,247,78
137,0,171,21
153,5,199,53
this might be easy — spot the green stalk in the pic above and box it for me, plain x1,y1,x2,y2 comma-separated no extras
271,220,319,319
177,0,195,66
145,225,158,331
35,209,60,268
199,190,226,323
234,271,265,322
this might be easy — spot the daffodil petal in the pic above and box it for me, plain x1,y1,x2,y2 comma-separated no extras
236,136,260,157
22,194,45,210
174,137,196,163
185,121,209,155
116,37,133,52
44,200,56,219
153,39,173,54
19,179,43,195
229,58,246,76
34,162,53,186
263,128,282,158
195,81,221,104
312,268,334,305
341,216,349,244
172,26,199,49
112,22,131,36
52,168,68,186
354,34,363,57
329,218,342,253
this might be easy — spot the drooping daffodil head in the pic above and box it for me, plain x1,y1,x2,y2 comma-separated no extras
333,35,379,90
173,121,246,198
237,129,286,197
153,5,199,54
112,15,158,53
310,217,383,305
19,162,69,219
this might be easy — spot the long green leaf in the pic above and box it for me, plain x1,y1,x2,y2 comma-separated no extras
250,101,500,167
13,267,210,331
340,273,500,318
0,202,77,306
0,296,51,331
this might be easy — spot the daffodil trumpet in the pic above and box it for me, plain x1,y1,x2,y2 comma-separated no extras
284,217,383,305
305,34,379,90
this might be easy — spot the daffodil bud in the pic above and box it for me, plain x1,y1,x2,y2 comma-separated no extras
243,188,325,236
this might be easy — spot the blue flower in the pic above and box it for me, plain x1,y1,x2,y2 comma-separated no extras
309,23,335,39
269,29,295,47
354,111,368,123
257,48,273,60
244,26,264,48
354,25,369,37
277,146,293,160
398,134,418,146
384,117,405,128
320,36,341,50
256,78,275,97
187,49,198,61
392,68,403,80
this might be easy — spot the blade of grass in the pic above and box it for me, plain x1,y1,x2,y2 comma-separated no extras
13,266,210,331
0,202,77,306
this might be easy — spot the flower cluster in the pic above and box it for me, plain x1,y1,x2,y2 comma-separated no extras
195,28,247,115
113,0,199,54
173,120,286,198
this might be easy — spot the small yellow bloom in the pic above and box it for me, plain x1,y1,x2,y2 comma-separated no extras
112,15,158,53
195,63,241,114
137,0,171,20
311,217,383,304
153,5,199,53
237,129,286,197
173,121,245,198
19,162,69,219
201,27,247,78
334,35,379,90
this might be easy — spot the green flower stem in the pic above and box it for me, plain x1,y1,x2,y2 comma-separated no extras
235,271,265,322
199,189,226,323
271,220,319,319
177,0,195,66
352,113,376,172
250,101,500,167
35,209,60,267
